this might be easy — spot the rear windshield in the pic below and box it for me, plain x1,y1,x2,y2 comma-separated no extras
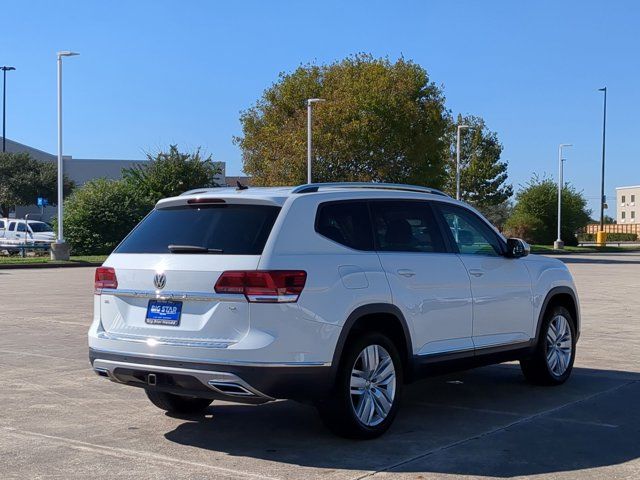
115,204,281,255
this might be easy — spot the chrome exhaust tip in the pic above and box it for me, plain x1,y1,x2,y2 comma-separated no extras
94,367,110,378
207,381,256,397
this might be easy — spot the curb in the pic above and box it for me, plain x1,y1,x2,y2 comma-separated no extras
0,262,102,270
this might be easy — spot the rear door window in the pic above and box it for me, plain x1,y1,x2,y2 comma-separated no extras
370,201,446,253
315,201,374,250
115,204,281,254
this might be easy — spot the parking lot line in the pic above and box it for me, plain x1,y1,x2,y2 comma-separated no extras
2,426,284,480
355,380,635,479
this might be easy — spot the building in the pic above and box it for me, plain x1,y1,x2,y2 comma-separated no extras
2,138,225,221
616,185,640,224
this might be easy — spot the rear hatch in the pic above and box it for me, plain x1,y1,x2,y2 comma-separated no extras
97,200,281,347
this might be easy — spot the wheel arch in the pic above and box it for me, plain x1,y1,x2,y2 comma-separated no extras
331,304,413,381
535,287,580,343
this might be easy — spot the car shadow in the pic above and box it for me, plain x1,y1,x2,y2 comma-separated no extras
164,365,640,477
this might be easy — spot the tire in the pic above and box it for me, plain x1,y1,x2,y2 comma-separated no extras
317,332,403,439
520,305,576,385
145,389,213,414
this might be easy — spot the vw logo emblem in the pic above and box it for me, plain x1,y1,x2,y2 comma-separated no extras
153,273,166,290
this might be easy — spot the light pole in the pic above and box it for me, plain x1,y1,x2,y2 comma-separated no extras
1,66,16,152
597,87,607,245
456,124,470,200
52,51,79,261
307,98,325,184
554,143,573,250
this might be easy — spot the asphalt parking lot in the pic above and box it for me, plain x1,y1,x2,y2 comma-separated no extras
1,254,639,480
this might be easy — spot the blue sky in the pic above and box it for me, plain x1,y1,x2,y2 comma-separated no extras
2,1,638,215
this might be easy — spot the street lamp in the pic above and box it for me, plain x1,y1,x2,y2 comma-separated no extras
456,124,470,200
597,87,607,246
554,143,573,250
307,98,325,184
52,51,79,261
1,66,16,152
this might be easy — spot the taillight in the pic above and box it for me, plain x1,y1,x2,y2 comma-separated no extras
215,271,306,303
95,267,118,293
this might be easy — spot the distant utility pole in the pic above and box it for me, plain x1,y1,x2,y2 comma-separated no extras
456,124,470,200
307,98,325,184
554,143,572,250
598,87,607,232
1,66,16,152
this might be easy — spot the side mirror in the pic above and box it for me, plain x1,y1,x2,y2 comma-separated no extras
505,238,530,258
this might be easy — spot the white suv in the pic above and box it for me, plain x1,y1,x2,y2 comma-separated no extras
89,183,580,438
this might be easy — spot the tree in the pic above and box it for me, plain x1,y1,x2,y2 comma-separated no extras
63,179,152,255
235,55,451,188
504,175,591,245
0,152,74,217
122,145,222,201
445,115,512,210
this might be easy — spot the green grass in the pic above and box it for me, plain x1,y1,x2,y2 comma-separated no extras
531,244,640,254
0,255,107,266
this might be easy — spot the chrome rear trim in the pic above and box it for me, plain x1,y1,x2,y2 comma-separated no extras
92,359,274,402
98,288,239,302
96,331,234,349
90,347,331,367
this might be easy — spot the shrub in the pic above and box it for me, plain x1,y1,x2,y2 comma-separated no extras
63,179,153,255
577,232,637,242
503,212,545,244
64,145,220,255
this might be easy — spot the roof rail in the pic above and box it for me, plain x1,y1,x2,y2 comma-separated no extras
291,182,449,197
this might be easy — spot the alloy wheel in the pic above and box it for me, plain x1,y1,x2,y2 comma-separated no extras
349,344,396,426
546,315,573,377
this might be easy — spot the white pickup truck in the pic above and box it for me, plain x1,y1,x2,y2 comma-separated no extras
0,219,55,246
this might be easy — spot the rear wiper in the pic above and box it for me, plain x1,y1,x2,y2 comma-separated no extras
167,244,223,254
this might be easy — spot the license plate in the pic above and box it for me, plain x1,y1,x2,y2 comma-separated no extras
145,300,182,326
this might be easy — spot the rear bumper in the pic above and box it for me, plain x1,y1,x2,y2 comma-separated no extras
89,348,333,403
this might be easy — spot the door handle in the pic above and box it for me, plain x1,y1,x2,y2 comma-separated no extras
468,269,484,277
397,269,416,278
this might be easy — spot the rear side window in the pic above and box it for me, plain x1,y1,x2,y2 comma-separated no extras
316,201,374,250
8,222,15,231
371,201,446,253
115,204,281,254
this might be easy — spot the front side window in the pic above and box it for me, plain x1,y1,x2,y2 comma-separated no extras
436,203,503,256
115,204,281,254
370,201,446,253
28,222,53,233
315,201,373,250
